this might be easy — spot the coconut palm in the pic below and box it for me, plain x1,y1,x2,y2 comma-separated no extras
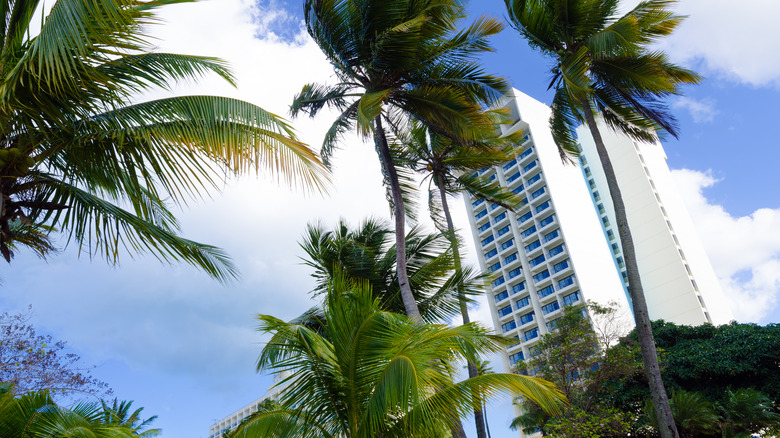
230,274,565,438
0,384,137,437
291,0,507,320
0,0,327,281
100,399,161,437
504,1,701,436
396,120,522,438
298,217,482,324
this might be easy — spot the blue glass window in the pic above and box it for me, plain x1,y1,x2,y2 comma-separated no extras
498,305,513,317
508,267,522,279
537,284,555,298
524,328,539,341
481,235,494,247
501,320,517,333
487,261,501,273
492,276,506,287
506,172,521,183
488,174,496,182
512,282,526,294
520,225,537,238
541,301,560,314
539,215,555,228
563,291,580,306
512,184,525,194
533,270,551,283
472,198,484,208
505,252,518,264
475,209,487,219
543,229,560,243
484,249,498,260
509,351,525,365
500,239,515,251
527,173,542,185
494,212,507,224
558,276,575,289
525,240,541,253
494,291,509,303
553,259,569,273
497,225,510,236
548,244,564,257
503,159,518,171
520,147,533,159
523,160,538,173
478,222,491,232
529,254,546,267
535,201,550,213
519,312,535,325
518,211,533,223
531,187,546,199
516,296,530,309
490,202,501,210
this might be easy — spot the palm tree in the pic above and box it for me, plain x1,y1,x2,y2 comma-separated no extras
397,120,522,438
504,1,701,436
230,274,565,438
0,384,137,437
298,217,481,323
291,0,507,320
0,0,328,281
100,399,161,437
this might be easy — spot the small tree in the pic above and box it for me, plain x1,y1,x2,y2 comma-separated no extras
0,307,109,396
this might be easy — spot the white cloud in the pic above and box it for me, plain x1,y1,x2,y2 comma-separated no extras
672,96,718,123
617,0,780,87
671,169,780,322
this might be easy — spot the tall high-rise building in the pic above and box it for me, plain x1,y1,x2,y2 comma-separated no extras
463,89,732,371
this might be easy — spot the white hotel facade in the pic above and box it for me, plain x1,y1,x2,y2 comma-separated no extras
463,89,732,371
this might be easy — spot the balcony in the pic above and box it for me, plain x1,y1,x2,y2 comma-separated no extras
538,214,556,230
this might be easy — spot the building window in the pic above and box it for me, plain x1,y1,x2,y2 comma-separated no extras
472,198,484,208
525,240,541,253
509,351,525,365
481,235,495,247
524,328,539,341
588,178,596,189
508,267,522,279
584,167,592,177
505,252,518,264
535,201,550,213
537,284,555,298
494,291,509,303
602,216,610,226
498,305,513,317
523,160,538,173
539,215,555,228
530,187,546,199
512,282,526,294
558,276,575,289
487,261,501,273
543,229,560,242
518,211,533,223
484,249,498,260
501,320,517,333
553,259,569,273
548,244,564,257
497,225,510,236
606,229,615,240
521,225,537,238
541,301,560,315
516,296,530,309
611,243,620,254
562,291,580,306
593,191,601,201
488,174,496,182
517,197,529,208
494,212,507,224
490,202,501,211
546,318,560,331
519,312,535,325
506,171,521,183
597,203,606,215
503,159,518,171
527,173,542,185
520,147,533,159
529,254,546,267
475,209,487,219
492,276,506,288
533,270,551,283
616,257,625,269
478,222,490,232
500,238,515,251
512,184,525,194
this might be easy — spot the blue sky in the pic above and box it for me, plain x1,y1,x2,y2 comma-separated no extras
2,0,779,437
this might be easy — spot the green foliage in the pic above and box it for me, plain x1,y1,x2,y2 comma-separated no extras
298,217,483,323
0,0,327,280
545,406,633,438
233,275,565,438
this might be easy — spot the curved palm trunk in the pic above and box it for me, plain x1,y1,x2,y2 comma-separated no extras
373,117,422,322
580,102,679,438
436,172,487,438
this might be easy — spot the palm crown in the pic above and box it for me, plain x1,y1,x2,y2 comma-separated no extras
0,0,328,280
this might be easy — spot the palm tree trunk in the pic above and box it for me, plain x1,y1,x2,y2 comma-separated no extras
436,171,486,438
374,117,422,322
580,101,679,438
